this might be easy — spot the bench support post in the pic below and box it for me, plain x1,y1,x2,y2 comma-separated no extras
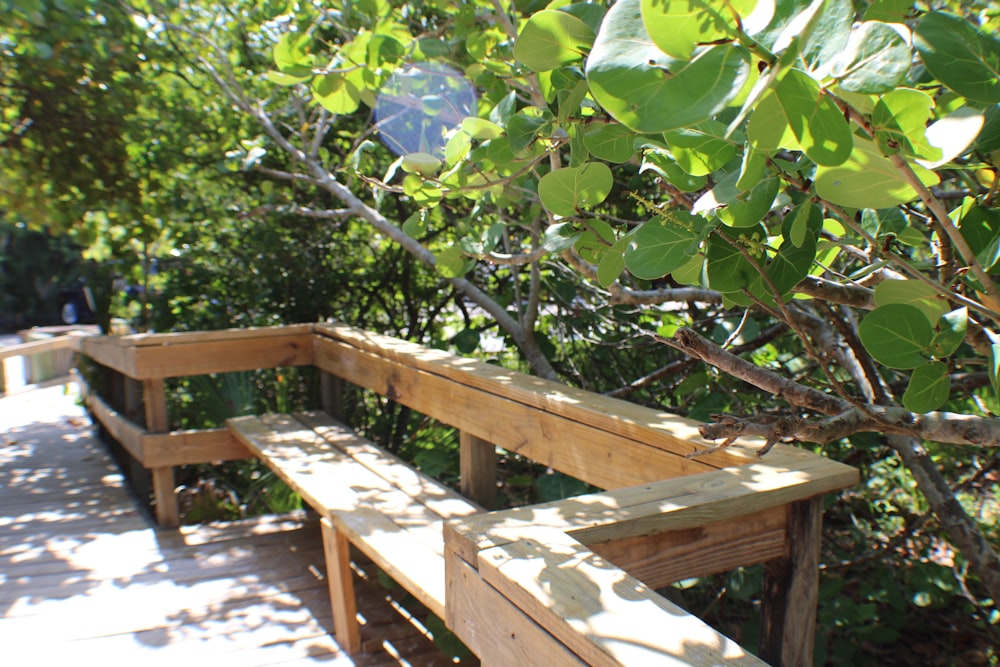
144,378,179,528
759,496,823,667
320,372,346,421
460,431,496,510
321,517,361,654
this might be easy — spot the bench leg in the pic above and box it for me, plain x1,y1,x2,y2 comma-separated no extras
760,497,823,666
321,517,361,654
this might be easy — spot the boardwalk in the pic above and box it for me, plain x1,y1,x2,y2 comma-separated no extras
0,385,470,666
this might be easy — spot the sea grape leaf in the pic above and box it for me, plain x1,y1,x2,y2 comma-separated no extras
586,0,750,133
538,162,614,217
514,10,595,72
902,361,951,413
915,12,1000,104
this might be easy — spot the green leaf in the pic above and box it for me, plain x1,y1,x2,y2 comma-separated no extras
774,69,853,166
514,10,594,72
917,107,986,170
402,173,443,207
452,328,481,354
931,308,968,358
990,344,1000,404
507,112,548,154
814,138,940,209
914,12,1000,104
640,0,760,60
266,70,311,85
958,204,1000,272
314,72,362,114
831,21,912,94
902,362,951,413
858,304,934,369
401,152,442,175
598,237,629,287
538,162,614,217
640,150,708,191
874,279,950,324
460,118,503,140
575,219,616,263
736,146,768,191
694,172,779,228
747,91,798,152
705,225,767,294
664,120,739,176
586,0,750,133
542,223,581,252
435,244,467,277
871,89,939,161
584,124,637,163
863,0,911,22
624,214,701,279
768,202,820,294
800,0,852,75
274,31,313,72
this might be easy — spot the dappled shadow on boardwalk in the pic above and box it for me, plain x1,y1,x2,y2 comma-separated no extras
0,386,469,666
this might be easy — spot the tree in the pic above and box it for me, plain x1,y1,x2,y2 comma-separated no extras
137,0,999,648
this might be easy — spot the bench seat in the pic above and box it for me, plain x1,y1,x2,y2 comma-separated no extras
228,411,480,653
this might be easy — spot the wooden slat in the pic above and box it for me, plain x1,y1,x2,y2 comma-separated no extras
141,428,252,468
132,332,314,379
78,335,136,376
0,335,74,361
321,517,361,654
317,323,775,467
476,538,766,667
590,505,787,589
84,391,146,461
445,549,587,667
445,458,859,566
125,323,315,347
314,336,718,488
296,411,481,520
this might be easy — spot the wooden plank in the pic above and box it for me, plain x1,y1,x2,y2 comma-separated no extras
476,538,766,667
295,411,480,520
445,549,587,667
321,517,361,654
84,391,146,461
334,506,449,620
446,459,859,566
77,335,136,376
125,323,315,347
314,336,718,489
0,335,74,361
316,323,782,468
760,496,823,667
589,505,787,589
131,332,314,379
141,428,253,468
460,431,497,510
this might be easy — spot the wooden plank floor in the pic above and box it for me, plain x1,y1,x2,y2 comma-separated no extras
0,385,475,666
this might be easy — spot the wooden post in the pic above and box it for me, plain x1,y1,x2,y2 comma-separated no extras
460,431,497,510
759,496,823,667
321,517,361,654
144,378,179,528
320,371,345,421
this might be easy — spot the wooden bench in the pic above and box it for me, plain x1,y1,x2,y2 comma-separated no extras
228,411,481,654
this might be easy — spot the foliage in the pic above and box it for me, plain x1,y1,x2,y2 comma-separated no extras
19,0,1000,660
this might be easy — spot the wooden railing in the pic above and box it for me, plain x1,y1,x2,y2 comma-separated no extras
0,330,89,394
66,323,858,665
